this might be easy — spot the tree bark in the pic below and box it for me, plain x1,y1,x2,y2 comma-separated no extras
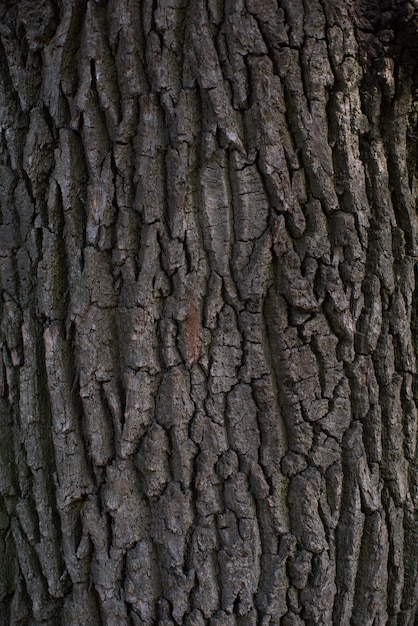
0,1,418,624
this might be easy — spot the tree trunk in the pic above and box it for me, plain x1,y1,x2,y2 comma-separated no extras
0,1,417,624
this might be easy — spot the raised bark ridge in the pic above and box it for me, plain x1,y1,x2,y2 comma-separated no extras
0,1,417,624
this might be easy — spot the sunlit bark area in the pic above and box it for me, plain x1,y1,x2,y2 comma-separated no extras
0,1,417,624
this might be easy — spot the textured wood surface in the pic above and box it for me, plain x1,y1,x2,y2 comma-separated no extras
0,1,417,624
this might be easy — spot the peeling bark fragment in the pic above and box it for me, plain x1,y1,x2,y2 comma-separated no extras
136,422,170,497
217,509,260,617
300,550,336,624
11,517,59,622
121,369,156,457
190,523,219,618
209,305,242,397
200,152,233,278
124,539,160,624
257,553,289,622
44,322,93,506
289,467,327,554
103,458,149,550
226,384,259,461
151,482,194,623
156,366,194,430
63,584,101,626
351,510,389,625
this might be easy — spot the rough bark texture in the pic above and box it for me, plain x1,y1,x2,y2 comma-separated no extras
0,1,418,624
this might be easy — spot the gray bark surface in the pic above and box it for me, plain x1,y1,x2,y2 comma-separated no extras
0,1,417,624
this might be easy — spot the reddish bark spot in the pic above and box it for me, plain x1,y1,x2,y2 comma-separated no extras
183,298,200,367
43,321,63,357
272,218,280,241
